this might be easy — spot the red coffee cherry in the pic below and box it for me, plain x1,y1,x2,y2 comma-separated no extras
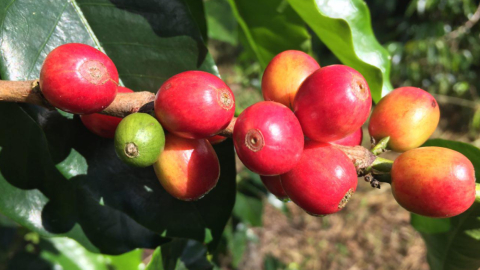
154,71,235,139
80,86,133,139
260,175,289,201
40,43,119,114
332,128,363,147
391,147,475,218
207,135,227,145
368,87,440,152
262,50,320,109
293,65,372,142
281,141,357,216
153,134,220,201
233,101,304,176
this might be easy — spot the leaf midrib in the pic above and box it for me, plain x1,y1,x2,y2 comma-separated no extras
440,206,478,270
25,1,69,78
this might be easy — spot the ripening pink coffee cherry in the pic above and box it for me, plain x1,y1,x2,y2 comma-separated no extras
155,71,235,139
153,134,220,201
281,141,358,216
391,147,475,218
294,65,372,142
40,43,119,114
262,50,320,109
368,87,440,152
233,101,304,176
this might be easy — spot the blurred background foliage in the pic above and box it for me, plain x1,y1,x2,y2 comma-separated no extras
206,0,480,269
1,0,480,269
208,0,480,141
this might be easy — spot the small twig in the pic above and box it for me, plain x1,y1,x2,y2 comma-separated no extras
0,79,155,117
0,79,395,175
103,91,155,118
333,144,377,170
364,174,381,189
432,93,478,109
0,80,53,109
446,3,480,40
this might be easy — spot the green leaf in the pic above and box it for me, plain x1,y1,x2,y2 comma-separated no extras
227,0,312,68
107,249,144,270
39,238,110,270
287,0,393,102
264,254,287,270
411,214,451,234
6,235,144,270
233,193,263,227
223,221,248,268
146,247,164,270
234,170,265,227
205,0,238,45
410,139,480,270
0,0,235,254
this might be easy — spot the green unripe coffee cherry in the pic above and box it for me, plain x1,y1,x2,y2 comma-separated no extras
114,113,165,167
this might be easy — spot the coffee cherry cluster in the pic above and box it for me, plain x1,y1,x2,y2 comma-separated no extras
39,43,233,201
38,44,476,219
253,50,475,218
249,50,371,216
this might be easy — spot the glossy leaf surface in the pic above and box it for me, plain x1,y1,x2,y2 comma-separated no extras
0,0,235,254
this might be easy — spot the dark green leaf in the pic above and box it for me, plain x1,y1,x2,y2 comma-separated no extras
0,103,166,254
0,213,17,228
0,0,235,254
227,0,312,68
177,240,213,270
264,254,286,270
411,139,480,270
287,0,393,102
145,240,213,270
184,0,208,42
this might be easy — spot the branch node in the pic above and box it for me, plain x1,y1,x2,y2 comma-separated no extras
364,173,382,189
333,144,377,169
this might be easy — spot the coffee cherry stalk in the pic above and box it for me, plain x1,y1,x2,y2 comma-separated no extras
0,44,478,220
0,78,381,170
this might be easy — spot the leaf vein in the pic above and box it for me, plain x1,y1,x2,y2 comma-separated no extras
25,1,69,79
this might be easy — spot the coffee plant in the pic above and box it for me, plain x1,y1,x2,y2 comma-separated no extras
0,0,479,269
